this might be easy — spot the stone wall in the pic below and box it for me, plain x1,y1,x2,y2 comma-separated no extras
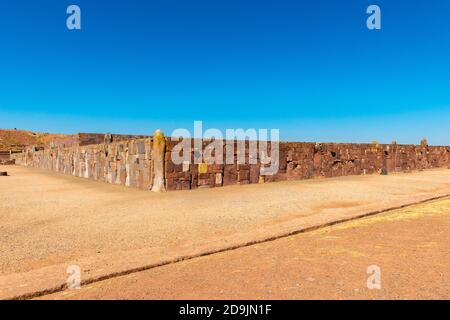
0,151,13,165
77,133,150,146
11,134,450,192
13,138,154,190
164,139,450,190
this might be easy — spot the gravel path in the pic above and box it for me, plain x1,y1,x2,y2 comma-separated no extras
44,198,450,300
1,165,450,299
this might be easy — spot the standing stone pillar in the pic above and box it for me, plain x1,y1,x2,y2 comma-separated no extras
381,148,389,175
104,133,113,144
151,129,166,192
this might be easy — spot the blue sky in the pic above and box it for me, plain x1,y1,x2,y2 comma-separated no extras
1,0,450,144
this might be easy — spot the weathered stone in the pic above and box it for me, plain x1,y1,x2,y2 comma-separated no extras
151,130,166,192
182,161,190,172
215,173,223,186
10,134,450,192
198,163,208,174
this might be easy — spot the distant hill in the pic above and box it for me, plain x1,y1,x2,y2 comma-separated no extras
0,129,77,152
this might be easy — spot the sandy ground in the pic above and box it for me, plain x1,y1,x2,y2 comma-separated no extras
2,165,450,299
43,198,450,300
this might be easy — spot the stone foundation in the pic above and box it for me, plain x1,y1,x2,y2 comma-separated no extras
11,133,450,192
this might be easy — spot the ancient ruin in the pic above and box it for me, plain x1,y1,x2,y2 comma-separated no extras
10,131,450,192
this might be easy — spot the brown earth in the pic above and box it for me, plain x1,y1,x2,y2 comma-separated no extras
2,165,450,299
0,129,75,152
42,197,450,300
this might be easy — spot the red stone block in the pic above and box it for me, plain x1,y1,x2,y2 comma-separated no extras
238,170,249,181
249,164,260,184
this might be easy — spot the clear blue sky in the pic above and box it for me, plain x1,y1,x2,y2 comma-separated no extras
1,0,450,144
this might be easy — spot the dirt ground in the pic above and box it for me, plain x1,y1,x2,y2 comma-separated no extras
44,198,450,300
2,165,450,299
0,129,76,152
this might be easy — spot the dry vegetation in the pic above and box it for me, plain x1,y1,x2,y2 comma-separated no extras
0,129,76,151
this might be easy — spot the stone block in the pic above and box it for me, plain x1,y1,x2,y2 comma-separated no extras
198,163,208,174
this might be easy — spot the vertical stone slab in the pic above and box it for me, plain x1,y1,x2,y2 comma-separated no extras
381,148,389,175
151,129,166,192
